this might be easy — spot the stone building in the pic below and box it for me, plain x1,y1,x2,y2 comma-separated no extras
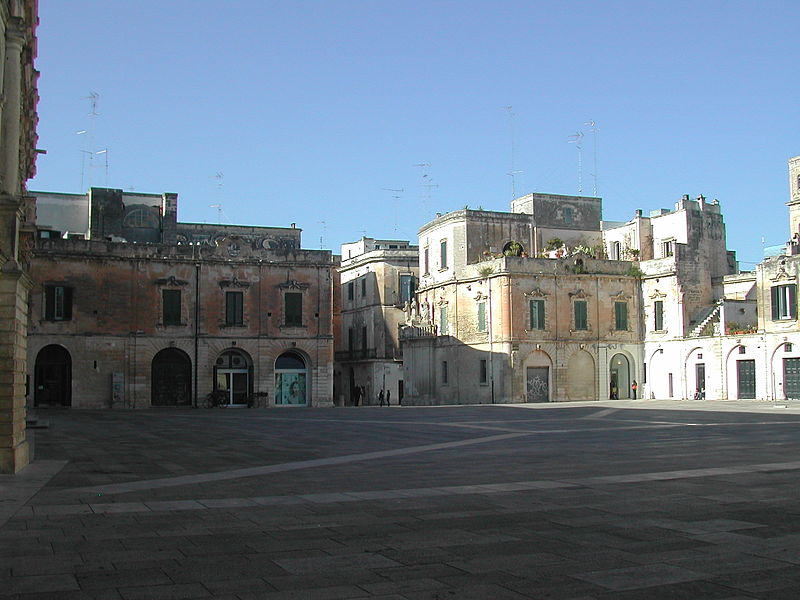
336,237,417,405
0,0,39,472
27,188,335,409
402,197,643,404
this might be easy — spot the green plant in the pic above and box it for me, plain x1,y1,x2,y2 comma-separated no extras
478,265,494,278
545,238,564,251
503,241,524,257
625,265,644,278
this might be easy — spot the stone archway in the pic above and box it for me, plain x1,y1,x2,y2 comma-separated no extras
151,348,192,407
34,345,72,407
275,351,308,406
610,353,631,399
566,350,595,401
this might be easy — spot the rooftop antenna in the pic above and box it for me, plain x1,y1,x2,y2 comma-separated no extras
382,188,404,233
95,149,108,186
567,131,584,193
208,172,227,222
317,220,326,249
585,120,599,195
413,163,436,219
504,106,524,199
77,92,101,191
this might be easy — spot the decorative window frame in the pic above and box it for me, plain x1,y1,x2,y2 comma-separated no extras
278,280,310,329
610,291,631,332
155,275,188,327
524,287,549,332
569,289,591,332
219,277,251,328
649,289,668,333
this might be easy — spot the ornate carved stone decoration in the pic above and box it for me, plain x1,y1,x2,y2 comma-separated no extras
474,291,487,301
279,280,310,290
568,288,591,299
610,290,631,301
524,287,549,298
219,276,251,289
649,289,667,299
154,275,188,287
771,259,794,282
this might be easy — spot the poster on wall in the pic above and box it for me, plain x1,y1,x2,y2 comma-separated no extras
276,372,306,405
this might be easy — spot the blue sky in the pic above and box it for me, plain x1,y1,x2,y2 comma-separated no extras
31,1,799,267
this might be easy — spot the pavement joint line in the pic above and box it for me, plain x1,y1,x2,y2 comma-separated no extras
581,408,620,419
22,458,800,518
68,431,530,496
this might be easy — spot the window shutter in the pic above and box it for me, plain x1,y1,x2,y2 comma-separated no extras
790,285,797,319
44,286,55,320
63,287,73,320
537,299,545,329
772,286,780,320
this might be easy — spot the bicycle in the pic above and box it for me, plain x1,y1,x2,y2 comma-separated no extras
247,391,269,408
204,390,228,408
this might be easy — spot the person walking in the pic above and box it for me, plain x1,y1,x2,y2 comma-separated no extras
353,385,361,407
631,380,638,399
378,389,385,406
386,389,391,406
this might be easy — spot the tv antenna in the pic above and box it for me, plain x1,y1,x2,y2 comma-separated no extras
209,203,227,223
208,172,227,222
382,188,404,233
504,106,524,198
584,120,599,195
414,163,437,219
77,92,104,191
567,131,584,193
317,220,326,249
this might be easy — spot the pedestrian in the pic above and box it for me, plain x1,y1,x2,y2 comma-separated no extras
386,389,391,406
631,380,638,399
361,386,366,406
378,389,385,406
353,386,361,407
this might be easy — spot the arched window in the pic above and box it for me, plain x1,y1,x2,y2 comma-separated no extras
275,351,308,405
214,349,252,406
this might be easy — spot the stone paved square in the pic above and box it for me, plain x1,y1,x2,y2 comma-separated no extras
5,400,800,598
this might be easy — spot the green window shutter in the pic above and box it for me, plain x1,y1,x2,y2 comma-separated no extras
790,285,797,319
615,302,628,330
163,289,181,325
477,302,486,331
530,299,545,330
226,291,243,325
285,292,302,326
574,300,587,330
654,301,664,330
439,306,448,335
772,286,780,320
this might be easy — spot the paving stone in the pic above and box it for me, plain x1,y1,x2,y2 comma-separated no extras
574,563,710,591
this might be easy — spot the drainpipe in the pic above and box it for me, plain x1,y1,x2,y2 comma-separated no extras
194,260,200,408
488,273,494,404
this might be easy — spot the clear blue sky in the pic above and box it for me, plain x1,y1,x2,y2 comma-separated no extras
31,1,799,267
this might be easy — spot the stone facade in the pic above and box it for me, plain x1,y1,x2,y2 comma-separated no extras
336,238,417,405
27,189,334,409
0,0,38,473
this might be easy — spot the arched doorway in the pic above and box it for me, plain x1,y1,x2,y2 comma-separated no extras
275,351,308,405
566,349,595,401
151,348,192,406
214,349,252,406
34,345,72,407
610,353,631,399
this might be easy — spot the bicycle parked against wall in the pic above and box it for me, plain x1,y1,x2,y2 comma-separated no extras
247,391,269,408
204,389,228,408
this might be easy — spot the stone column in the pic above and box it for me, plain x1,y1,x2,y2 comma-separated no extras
0,262,31,473
0,20,30,473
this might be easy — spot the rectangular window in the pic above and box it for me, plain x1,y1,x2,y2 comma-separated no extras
442,360,449,385
439,306,449,335
44,285,73,321
362,325,367,352
529,299,545,330
661,240,674,257
440,240,448,270
574,300,588,330
285,292,302,327
654,300,664,331
479,359,487,384
360,277,367,297
348,327,355,352
424,248,429,275
347,281,354,301
225,291,243,326
563,206,574,224
771,284,797,320
162,289,181,326
477,302,486,332
614,301,628,331
399,274,416,304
